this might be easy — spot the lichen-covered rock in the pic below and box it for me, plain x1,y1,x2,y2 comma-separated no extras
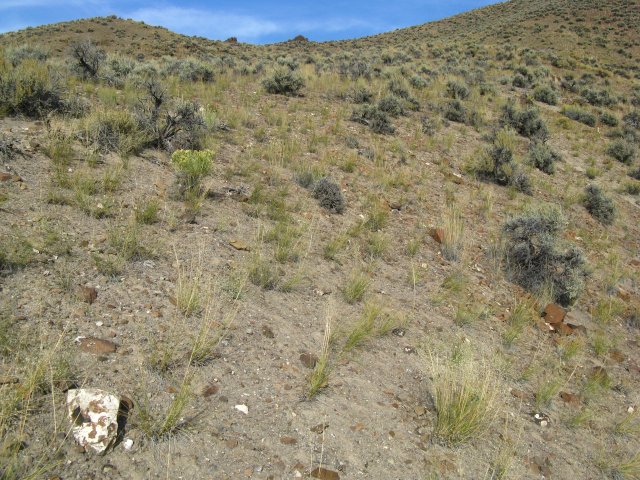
67,388,120,454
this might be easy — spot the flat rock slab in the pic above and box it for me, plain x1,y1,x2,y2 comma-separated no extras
78,337,117,354
311,467,340,480
67,388,120,454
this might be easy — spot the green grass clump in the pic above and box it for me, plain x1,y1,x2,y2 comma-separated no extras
171,149,214,196
342,271,370,304
135,199,160,225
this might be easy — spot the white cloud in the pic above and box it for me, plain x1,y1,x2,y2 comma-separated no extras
126,7,281,40
124,6,376,41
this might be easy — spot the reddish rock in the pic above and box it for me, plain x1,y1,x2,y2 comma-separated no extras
555,323,575,335
559,391,581,405
202,384,219,397
78,286,98,304
310,467,340,480
350,422,365,432
543,303,566,325
431,228,445,244
511,388,530,400
79,337,117,354
279,436,297,445
610,349,626,363
0,172,20,182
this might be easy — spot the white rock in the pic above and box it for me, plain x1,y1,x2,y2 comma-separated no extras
234,404,249,414
67,388,120,454
123,438,134,451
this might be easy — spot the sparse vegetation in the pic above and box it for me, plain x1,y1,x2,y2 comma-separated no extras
1,2,639,478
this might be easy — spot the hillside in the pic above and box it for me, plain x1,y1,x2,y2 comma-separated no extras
1,0,640,479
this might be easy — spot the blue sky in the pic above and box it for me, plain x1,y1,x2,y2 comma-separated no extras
0,1,498,44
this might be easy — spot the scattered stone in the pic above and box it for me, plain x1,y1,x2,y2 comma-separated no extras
235,404,249,414
350,422,365,432
229,240,250,251
510,388,529,400
392,328,406,337
414,405,426,416
559,391,581,405
0,172,21,182
310,467,340,480
533,413,550,426
226,439,239,449
123,438,134,451
78,337,117,354
300,352,318,369
280,436,297,445
311,423,329,434
202,384,219,397
261,325,275,338
78,286,98,304
403,346,417,354
66,388,120,454
543,303,566,324
527,455,552,477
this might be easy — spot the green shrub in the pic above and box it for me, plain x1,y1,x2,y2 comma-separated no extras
477,130,531,193
351,105,395,134
584,184,615,225
83,109,143,156
410,75,429,89
562,106,596,127
0,60,63,118
171,149,214,196
501,103,549,140
607,139,636,164
135,79,205,151
503,207,588,306
630,167,640,180
581,88,617,107
623,110,640,130
164,58,214,82
528,140,561,174
600,112,618,127
6,44,48,67
512,74,528,88
443,99,467,123
350,86,372,104
262,69,304,96
70,40,106,79
378,95,405,117
446,80,470,100
533,86,558,105
312,177,345,214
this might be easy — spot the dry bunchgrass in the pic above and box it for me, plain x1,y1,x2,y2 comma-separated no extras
175,250,204,316
425,351,499,446
441,203,464,261
307,307,333,399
